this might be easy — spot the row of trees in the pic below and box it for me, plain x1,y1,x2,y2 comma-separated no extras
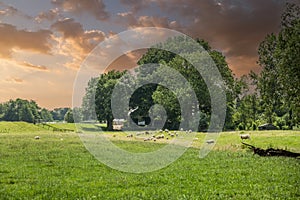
0,98,74,123
90,37,237,131
233,3,300,130
81,3,299,131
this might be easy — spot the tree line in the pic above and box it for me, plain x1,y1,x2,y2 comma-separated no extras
0,98,74,123
81,3,299,131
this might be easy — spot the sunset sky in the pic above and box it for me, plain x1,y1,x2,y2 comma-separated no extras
0,0,293,109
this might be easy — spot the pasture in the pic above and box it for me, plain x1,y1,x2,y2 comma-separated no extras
0,122,299,199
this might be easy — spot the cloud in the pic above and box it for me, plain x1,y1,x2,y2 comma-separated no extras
119,0,286,75
117,12,183,30
0,23,53,58
120,0,151,14
51,18,106,68
150,0,285,75
21,61,48,71
5,77,24,83
51,0,109,21
0,2,32,19
105,49,147,72
35,8,61,23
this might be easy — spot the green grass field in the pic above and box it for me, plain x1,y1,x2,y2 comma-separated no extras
0,122,299,199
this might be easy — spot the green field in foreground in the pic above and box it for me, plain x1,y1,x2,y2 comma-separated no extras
0,122,299,199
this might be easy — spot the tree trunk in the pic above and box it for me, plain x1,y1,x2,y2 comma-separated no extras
107,118,113,131
288,109,293,130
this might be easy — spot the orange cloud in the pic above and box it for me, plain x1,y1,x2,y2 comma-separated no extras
226,55,261,77
21,61,48,71
51,18,106,69
105,49,147,72
0,23,53,58
5,77,24,83
117,12,183,30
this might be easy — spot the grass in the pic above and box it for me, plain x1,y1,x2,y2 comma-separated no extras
0,122,300,199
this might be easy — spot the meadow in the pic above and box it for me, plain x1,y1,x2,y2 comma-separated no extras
0,122,299,199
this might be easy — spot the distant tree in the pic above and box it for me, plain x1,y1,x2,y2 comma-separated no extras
64,109,74,123
0,99,42,123
81,77,98,121
2,100,18,121
19,103,35,123
51,108,69,121
0,103,5,120
73,107,83,122
40,108,53,122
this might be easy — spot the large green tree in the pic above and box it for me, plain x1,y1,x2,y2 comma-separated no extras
95,70,126,131
132,36,235,130
257,3,300,128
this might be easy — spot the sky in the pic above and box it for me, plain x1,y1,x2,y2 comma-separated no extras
0,0,294,109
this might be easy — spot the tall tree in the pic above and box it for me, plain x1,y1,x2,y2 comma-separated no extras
257,3,300,128
81,77,98,121
95,70,125,131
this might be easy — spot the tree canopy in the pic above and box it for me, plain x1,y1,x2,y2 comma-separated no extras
0,99,53,123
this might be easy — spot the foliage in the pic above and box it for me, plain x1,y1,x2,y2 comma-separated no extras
0,99,53,123
81,77,99,121
64,109,74,123
50,107,69,121
95,70,126,131
256,3,300,128
131,36,235,131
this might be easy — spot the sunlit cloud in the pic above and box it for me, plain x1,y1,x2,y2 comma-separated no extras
21,61,48,71
51,0,109,21
51,18,106,69
35,8,61,23
0,23,53,58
